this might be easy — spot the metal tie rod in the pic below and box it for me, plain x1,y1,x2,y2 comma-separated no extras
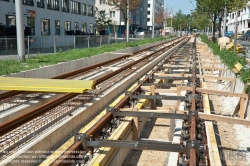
132,95,186,101
162,71,192,74
162,66,190,69
143,83,178,87
113,111,187,119
75,134,200,156
153,76,190,80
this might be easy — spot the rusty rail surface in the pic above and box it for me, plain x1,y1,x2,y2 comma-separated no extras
0,37,184,145
51,38,189,166
0,37,178,101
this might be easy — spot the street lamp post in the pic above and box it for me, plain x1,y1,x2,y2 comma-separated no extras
234,11,238,53
126,2,130,42
222,0,227,37
15,0,25,62
171,7,173,34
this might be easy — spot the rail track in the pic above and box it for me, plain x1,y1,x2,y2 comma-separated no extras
0,37,187,165
1,36,244,166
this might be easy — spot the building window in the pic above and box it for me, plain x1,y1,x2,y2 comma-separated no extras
6,15,16,25
27,17,35,35
88,5,93,17
47,0,59,11
65,21,71,31
110,11,115,18
23,0,34,6
37,0,45,8
71,1,80,14
55,20,60,35
62,0,69,12
147,18,150,22
41,19,50,35
148,11,150,15
89,23,94,34
82,22,87,33
148,4,150,8
74,22,79,31
100,0,105,5
82,3,86,15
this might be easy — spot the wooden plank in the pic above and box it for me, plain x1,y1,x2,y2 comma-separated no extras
151,85,156,109
196,61,222,64
199,112,250,125
169,109,176,141
196,74,236,81
230,81,234,92
141,86,192,93
196,66,227,71
177,86,181,107
141,86,247,98
119,108,250,125
154,73,235,81
133,111,139,140
181,72,184,85
196,88,248,98
240,97,245,119
202,82,222,166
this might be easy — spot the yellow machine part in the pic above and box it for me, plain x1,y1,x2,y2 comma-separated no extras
0,77,95,93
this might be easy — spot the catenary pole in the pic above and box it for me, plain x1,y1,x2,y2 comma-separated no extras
15,0,25,62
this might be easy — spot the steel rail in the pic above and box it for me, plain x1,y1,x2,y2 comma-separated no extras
51,37,190,166
189,39,198,166
0,37,184,142
0,37,178,101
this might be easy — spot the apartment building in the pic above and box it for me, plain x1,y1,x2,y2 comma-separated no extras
147,0,164,31
0,0,95,36
223,1,250,33
95,0,148,35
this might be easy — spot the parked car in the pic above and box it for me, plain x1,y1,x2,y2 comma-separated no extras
240,30,250,41
225,31,234,37
0,24,32,37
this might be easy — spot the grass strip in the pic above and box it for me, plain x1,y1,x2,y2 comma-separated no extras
200,35,250,92
0,37,173,76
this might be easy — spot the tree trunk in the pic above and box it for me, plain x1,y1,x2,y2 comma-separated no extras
218,17,222,37
212,14,217,42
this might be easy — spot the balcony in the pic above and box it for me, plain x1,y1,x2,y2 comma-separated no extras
37,2,45,8
23,0,34,6
62,7,69,12
47,4,60,11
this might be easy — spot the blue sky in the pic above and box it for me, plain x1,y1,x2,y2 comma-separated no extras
166,0,195,15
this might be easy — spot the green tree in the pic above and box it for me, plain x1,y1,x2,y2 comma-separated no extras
106,0,142,41
95,7,112,33
192,11,210,30
195,0,248,37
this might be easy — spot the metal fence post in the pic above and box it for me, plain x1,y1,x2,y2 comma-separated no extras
100,36,102,47
27,36,30,58
74,35,76,49
88,36,90,48
5,37,8,53
54,36,57,53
